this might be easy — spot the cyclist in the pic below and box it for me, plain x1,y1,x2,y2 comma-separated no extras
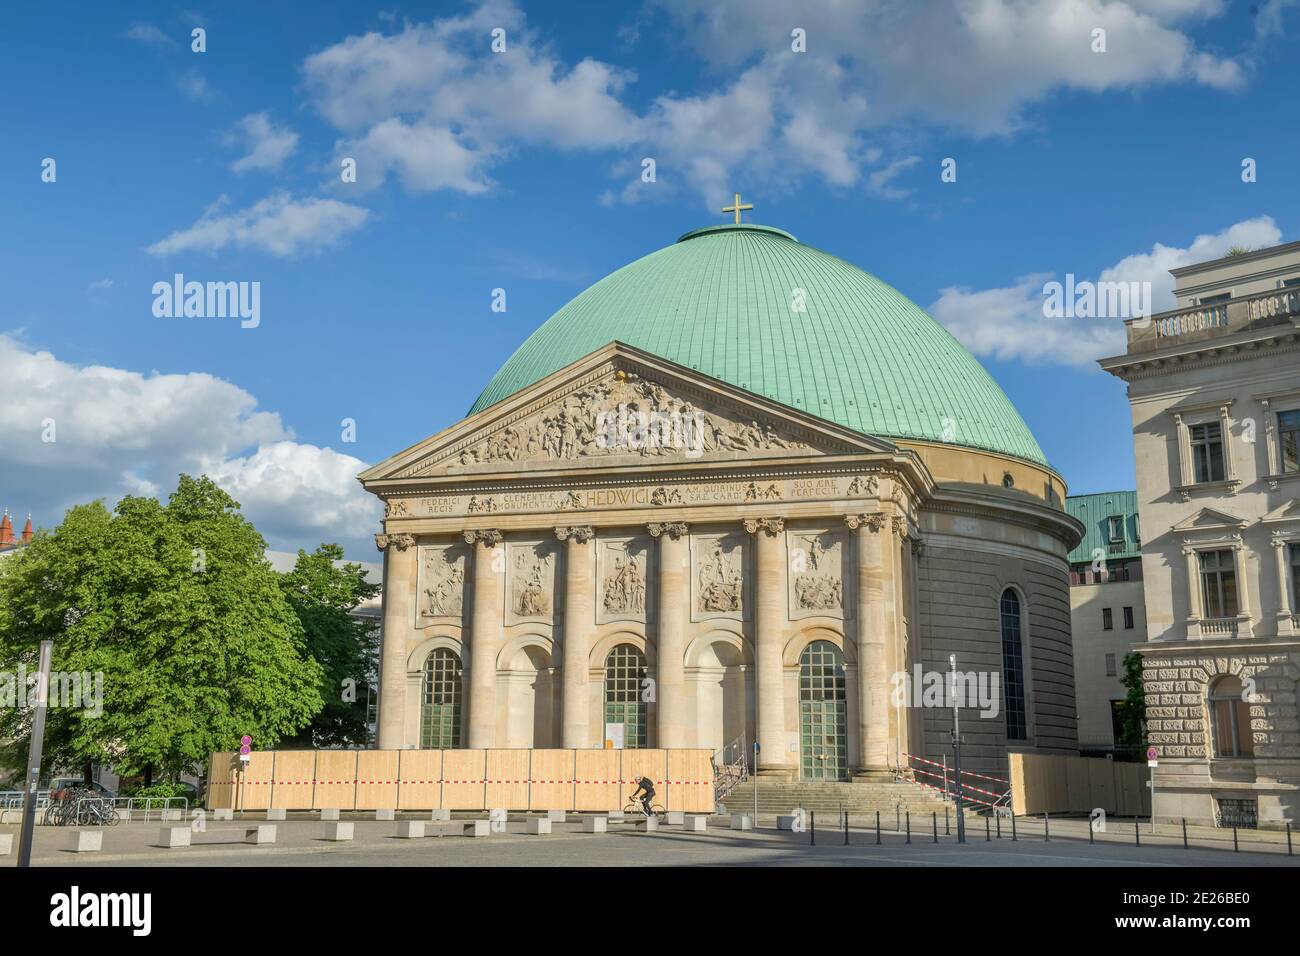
629,774,656,817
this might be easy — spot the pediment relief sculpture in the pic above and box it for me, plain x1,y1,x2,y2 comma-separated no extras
449,370,807,470
699,541,744,613
791,532,843,611
421,548,465,617
602,542,647,616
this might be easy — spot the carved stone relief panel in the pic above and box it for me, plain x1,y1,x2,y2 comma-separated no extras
691,530,749,622
418,542,469,622
597,535,650,625
786,527,846,620
506,538,557,626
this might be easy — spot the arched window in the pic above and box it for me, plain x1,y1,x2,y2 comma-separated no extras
420,648,462,749
604,644,648,749
1209,676,1253,758
798,641,848,780
1000,589,1028,741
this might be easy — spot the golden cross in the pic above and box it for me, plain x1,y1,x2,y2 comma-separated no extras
721,192,753,225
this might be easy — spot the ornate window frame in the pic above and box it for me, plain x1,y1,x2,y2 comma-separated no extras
1262,501,1300,636
1254,388,1300,491
1170,398,1240,500
1172,509,1253,639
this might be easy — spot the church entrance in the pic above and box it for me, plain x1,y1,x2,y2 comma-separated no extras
798,641,848,780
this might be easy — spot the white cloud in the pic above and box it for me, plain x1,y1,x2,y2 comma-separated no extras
0,334,380,557
147,193,370,258
296,1,1247,207
868,155,922,200
87,278,114,291
228,112,299,174
928,217,1283,366
124,22,175,47
176,68,214,101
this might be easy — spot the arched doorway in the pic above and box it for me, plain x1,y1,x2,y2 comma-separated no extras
604,644,648,749
799,640,847,780
420,648,463,749
688,635,752,755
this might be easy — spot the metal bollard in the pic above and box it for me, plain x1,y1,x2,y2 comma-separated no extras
1182,818,1188,850
896,806,900,833
945,807,950,835
996,813,1002,839
1044,812,1050,842
1233,827,1238,852
810,810,816,846
875,810,881,845
932,812,938,843
1011,813,1017,842
1134,820,1140,847
1088,819,1094,845
843,810,849,846
906,811,911,844
1287,824,1293,857
985,816,990,842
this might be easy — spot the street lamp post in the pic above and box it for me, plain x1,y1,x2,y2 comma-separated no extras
17,640,54,868
949,653,966,844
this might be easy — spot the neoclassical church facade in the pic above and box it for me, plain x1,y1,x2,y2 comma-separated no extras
361,220,1083,779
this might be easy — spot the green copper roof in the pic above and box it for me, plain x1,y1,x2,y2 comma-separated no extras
1065,491,1142,564
470,223,1048,465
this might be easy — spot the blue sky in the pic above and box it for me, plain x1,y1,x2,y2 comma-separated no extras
2,0,1298,558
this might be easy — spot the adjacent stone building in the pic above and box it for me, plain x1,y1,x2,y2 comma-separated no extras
1100,240,1300,828
1065,491,1147,754
362,219,1083,781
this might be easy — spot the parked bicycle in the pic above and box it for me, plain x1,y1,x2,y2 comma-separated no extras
47,790,121,827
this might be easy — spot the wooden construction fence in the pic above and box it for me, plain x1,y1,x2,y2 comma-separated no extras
207,748,715,813
1008,753,1150,817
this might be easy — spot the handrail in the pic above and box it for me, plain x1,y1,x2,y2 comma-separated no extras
712,734,749,804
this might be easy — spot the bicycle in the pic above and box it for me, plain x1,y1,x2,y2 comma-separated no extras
624,795,666,822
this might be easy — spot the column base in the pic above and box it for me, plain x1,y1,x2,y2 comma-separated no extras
756,766,797,779
853,769,895,783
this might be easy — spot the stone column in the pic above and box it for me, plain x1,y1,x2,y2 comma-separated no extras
649,522,690,748
556,526,595,749
846,514,893,778
746,517,789,776
465,529,503,749
1232,536,1253,637
1274,535,1295,635
376,532,416,750
1183,546,1202,637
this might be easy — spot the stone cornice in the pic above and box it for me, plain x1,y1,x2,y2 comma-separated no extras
1100,329,1300,382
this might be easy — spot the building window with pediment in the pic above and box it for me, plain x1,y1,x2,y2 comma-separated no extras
1190,421,1226,483
1199,550,1239,618
1278,409,1300,473
1290,543,1300,607
1209,676,1254,758
604,644,648,749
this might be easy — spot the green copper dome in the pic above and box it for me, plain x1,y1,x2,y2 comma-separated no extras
470,224,1047,466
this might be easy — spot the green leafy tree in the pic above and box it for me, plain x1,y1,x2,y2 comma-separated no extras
1114,651,1148,754
278,544,379,747
0,475,324,783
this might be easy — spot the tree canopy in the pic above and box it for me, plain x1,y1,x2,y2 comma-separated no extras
0,475,327,782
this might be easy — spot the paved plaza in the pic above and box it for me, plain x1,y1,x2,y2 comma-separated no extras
3,814,1297,867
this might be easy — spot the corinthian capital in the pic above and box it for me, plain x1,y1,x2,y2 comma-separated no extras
555,525,596,543
376,532,415,552
647,521,689,540
463,529,504,547
743,517,784,537
843,513,885,533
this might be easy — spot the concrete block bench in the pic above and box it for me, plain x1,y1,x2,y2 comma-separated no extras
526,818,552,835
430,809,452,822
0,833,13,855
730,814,753,831
582,816,607,833
160,809,183,822
463,820,492,837
321,808,340,821
326,822,353,841
375,809,395,821
546,810,566,822
74,830,103,853
666,811,685,825
398,821,425,839
245,824,277,845
266,808,287,821
639,817,660,832
777,814,803,831
683,816,708,833
159,826,192,848
213,809,233,821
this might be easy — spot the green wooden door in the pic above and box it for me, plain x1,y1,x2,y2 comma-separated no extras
799,641,848,780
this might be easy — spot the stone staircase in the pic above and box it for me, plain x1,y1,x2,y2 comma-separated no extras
720,778,956,818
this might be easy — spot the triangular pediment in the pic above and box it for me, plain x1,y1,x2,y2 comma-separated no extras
360,342,895,486
1262,499,1300,525
1171,507,1247,534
